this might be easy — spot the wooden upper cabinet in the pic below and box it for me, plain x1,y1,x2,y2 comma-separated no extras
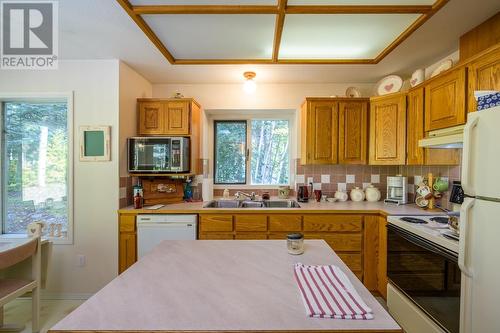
406,88,425,165
138,101,165,135
301,99,339,165
338,101,368,165
369,93,406,165
164,101,190,135
467,46,500,112
138,99,198,136
406,88,461,166
424,68,466,131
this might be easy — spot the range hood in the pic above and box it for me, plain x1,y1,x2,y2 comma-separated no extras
418,125,464,149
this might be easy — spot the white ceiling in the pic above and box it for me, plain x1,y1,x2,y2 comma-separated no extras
58,0,500,84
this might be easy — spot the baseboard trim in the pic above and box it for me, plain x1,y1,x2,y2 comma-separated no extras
40,292,92,300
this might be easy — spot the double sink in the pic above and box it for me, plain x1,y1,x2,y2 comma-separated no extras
203,199,301,209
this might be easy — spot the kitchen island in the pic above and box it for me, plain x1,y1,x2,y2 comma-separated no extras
50,240,401,333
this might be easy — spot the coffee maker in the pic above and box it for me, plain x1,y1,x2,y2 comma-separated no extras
384,176,408,205
297,185,309,202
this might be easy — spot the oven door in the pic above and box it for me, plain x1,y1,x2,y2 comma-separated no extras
128,137,171,172
387,224,461,333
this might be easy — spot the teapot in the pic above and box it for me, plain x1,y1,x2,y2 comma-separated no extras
350,187,365,202
334,190,349,202
365,184,381,202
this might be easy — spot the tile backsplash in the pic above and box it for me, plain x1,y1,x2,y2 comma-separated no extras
295,159,461,207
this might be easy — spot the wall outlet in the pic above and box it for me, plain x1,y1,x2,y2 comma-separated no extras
76,254,86,267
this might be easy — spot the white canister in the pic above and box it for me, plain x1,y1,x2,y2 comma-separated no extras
365,184,381,202
350,187,366,202
334,190,349,202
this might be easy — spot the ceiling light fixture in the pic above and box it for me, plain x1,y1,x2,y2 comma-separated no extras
243,71,256,94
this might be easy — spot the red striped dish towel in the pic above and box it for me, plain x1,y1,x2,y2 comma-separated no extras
293,263,373,319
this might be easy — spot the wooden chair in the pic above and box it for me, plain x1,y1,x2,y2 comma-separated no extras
0,224,41,332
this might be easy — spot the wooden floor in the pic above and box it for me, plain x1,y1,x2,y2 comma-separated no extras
4,299,84,333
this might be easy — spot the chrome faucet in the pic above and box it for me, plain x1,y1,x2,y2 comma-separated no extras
235,191,256,201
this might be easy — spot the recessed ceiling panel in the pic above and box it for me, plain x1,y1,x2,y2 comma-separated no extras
287,0,435,4
279,14,420,59
143,14,276,59
131,0,277,5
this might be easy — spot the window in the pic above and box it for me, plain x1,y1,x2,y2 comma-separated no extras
214,119,289,185
1,101,70,240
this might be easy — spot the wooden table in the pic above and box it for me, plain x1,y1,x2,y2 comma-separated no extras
50,240,401,332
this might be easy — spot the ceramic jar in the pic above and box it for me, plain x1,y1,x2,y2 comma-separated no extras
350,187,365,202
334,190,349,202
365,184,381,202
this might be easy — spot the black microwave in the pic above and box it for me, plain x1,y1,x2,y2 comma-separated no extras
128,137,190,173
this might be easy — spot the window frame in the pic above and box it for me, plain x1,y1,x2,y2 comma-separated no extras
212,114,293,187
0,92,74,245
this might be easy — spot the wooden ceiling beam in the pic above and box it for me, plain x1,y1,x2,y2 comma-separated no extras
116,0,175,64
174,59,275,65
285,5,433,14
272,0,288,62
132,5,279,15
373,0,450,63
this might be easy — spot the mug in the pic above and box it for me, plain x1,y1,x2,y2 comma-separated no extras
416,185,432,199
433,177,449,192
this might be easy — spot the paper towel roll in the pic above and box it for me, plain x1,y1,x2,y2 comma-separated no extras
202,178,213,201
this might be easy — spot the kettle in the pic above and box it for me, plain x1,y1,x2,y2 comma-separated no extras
297,185,309,202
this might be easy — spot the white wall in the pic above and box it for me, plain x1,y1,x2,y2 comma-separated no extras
153,83,374,160
119,62,153,177
0,60,120,296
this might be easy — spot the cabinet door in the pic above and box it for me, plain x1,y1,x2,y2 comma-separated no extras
468,47,500,112
424,68,466,131
119,233,136,274
369,93,406,165
406,88,425,165
165,101,190,135
307,101,338,164
338,101,368,164
138,101,164,135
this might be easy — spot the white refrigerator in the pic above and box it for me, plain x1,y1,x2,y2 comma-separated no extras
460,105,500,333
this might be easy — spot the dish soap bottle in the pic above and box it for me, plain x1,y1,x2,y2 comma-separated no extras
184,179,193,201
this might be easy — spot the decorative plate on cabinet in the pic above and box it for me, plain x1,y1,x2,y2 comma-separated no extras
430,59,453,78
345,87,361,98
410,69,425,87
375,75,403,96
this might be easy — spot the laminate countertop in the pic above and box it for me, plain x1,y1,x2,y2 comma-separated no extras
119,199,446,216
50,240,401,333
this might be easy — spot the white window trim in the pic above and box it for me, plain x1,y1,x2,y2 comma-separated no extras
207,109,296,189
0,92,74,245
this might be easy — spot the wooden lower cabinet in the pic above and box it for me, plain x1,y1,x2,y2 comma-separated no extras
118,214,137,274
199,213,379,292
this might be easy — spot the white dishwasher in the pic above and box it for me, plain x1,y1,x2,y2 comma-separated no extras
137,214,197,258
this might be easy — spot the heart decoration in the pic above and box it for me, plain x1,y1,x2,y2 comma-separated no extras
30,228,36,234
384,83,394,92
410,78,418,86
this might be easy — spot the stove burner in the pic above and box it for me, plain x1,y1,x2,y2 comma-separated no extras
400,217,428,224
430,217,449,224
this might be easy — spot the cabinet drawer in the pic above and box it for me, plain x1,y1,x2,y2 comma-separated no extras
269,215,302,231
119,215,136,232
305,233,362,252
235,232,268,240
303,215,363,232
337,253,362,272
234,215,267,232
199,232,234,240
199,215,233,232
